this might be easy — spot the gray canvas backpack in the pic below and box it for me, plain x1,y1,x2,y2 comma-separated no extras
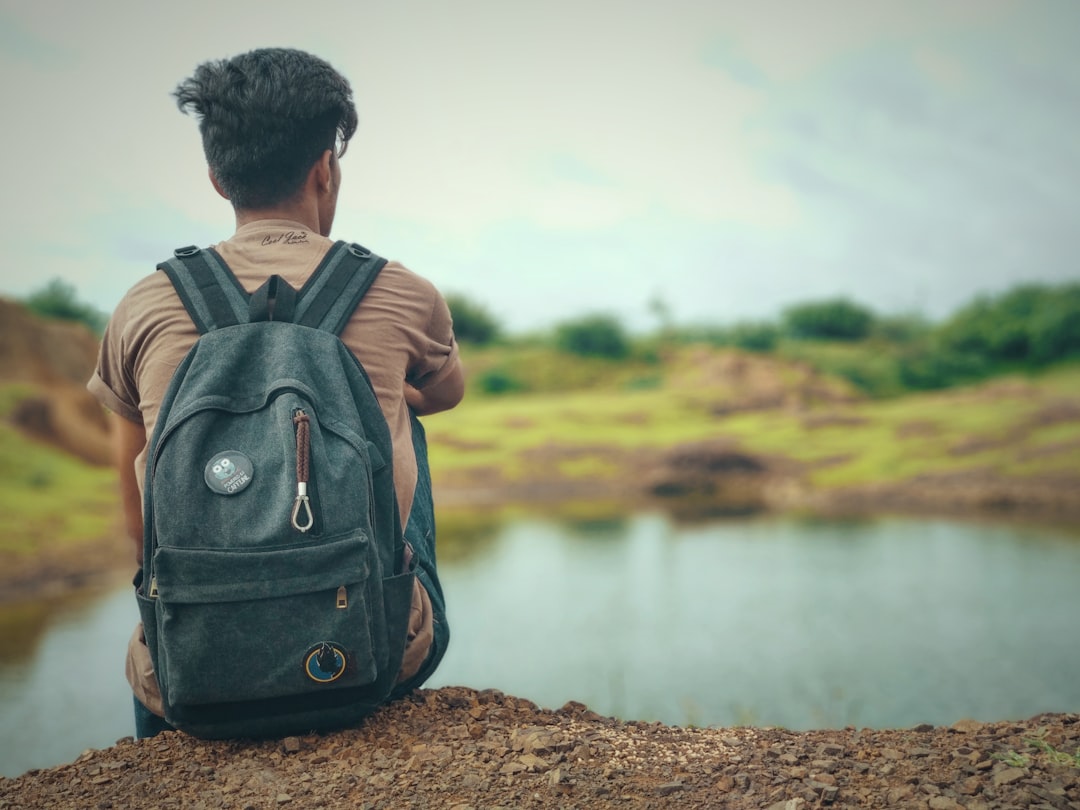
136,241,415,738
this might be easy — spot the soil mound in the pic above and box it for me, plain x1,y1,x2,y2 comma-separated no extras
0,298,111,465
1,687,1076,808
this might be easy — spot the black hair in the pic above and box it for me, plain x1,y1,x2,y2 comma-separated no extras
174,48,358,210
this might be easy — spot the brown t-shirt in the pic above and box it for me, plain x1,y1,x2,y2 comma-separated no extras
89,219,460,526
90,220,458,703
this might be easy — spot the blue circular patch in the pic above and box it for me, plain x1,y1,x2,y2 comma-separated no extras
304,643,346,683
204,451,254,495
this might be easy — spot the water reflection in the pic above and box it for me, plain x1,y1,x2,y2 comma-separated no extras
0,584,136,778
427,512,1080,730
2,512,1079,777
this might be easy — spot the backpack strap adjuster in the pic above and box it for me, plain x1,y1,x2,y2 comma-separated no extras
174,245,201,258
347,243,372,259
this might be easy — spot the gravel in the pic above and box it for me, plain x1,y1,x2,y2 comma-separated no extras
2,687,1077,809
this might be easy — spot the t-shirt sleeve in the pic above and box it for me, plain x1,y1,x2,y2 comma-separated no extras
87,296,143,424
406,291,461,391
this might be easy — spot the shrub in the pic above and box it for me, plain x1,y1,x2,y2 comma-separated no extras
23,278,107,335
897,344,991,390
728,322,780,352
936,283,1080,366
475,368,527,396
445,293,501,345
872,313,932,345
554,314,630,359
782,298,875,341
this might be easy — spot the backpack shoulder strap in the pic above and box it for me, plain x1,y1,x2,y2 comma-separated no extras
157,246,251,334
294,241,388,335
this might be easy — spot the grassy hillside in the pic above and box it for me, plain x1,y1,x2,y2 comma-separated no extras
428,346,1080,513
0,417,117,558
2,349,1078,570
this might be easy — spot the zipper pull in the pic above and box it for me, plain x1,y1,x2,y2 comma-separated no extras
291,482,314,532
292,410,314,532
336,585,348,609
149,577,158,598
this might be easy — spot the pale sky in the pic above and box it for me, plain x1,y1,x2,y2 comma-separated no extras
1,1,1077,333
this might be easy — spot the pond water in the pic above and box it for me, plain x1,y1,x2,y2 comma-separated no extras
2,513,1079,778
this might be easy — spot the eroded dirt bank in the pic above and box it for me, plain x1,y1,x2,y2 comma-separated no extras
2,687,1077,809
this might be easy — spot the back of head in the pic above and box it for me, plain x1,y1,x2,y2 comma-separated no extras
174,48,358,210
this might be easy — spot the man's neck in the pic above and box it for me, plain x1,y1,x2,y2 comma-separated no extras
233,200,321,235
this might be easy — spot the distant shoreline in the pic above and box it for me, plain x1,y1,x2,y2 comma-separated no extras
4,471,1077,608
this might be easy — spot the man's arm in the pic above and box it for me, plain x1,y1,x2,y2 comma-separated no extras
113,412,146,564
403,362,465,416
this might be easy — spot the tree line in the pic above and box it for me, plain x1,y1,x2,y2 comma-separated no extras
447,283,1080,396
20,278,1080,397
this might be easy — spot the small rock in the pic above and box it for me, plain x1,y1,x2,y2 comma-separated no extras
461,773,484,789
928,798,962,810
957,775,982,795
951,747,981,766
880,748,905,760
887,785,914,803
766,800,805,810
807,781,838,807
992,767,1026,786
275,796,292,806
656,782,684,796
950,719,983,733
913,723,935,733
518,753,550,772
281,737,301,755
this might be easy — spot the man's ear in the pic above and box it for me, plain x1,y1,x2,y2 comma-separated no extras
313,149,334,194
208,169,230,201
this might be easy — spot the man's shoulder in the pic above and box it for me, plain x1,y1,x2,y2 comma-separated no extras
373,258,440,299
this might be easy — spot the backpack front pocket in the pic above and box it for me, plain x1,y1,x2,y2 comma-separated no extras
151,533,376,706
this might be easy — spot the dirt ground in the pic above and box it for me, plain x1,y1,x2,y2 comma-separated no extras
1,687,1077,809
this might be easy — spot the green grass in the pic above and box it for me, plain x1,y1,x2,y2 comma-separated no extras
1024,735,1080,768
776,338,909,397
0,421,118,557
3,353,1078,568
0,383,37,419
429,357,1080,495
461,343,662,396
427,385,722,476
994,731,1080,770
